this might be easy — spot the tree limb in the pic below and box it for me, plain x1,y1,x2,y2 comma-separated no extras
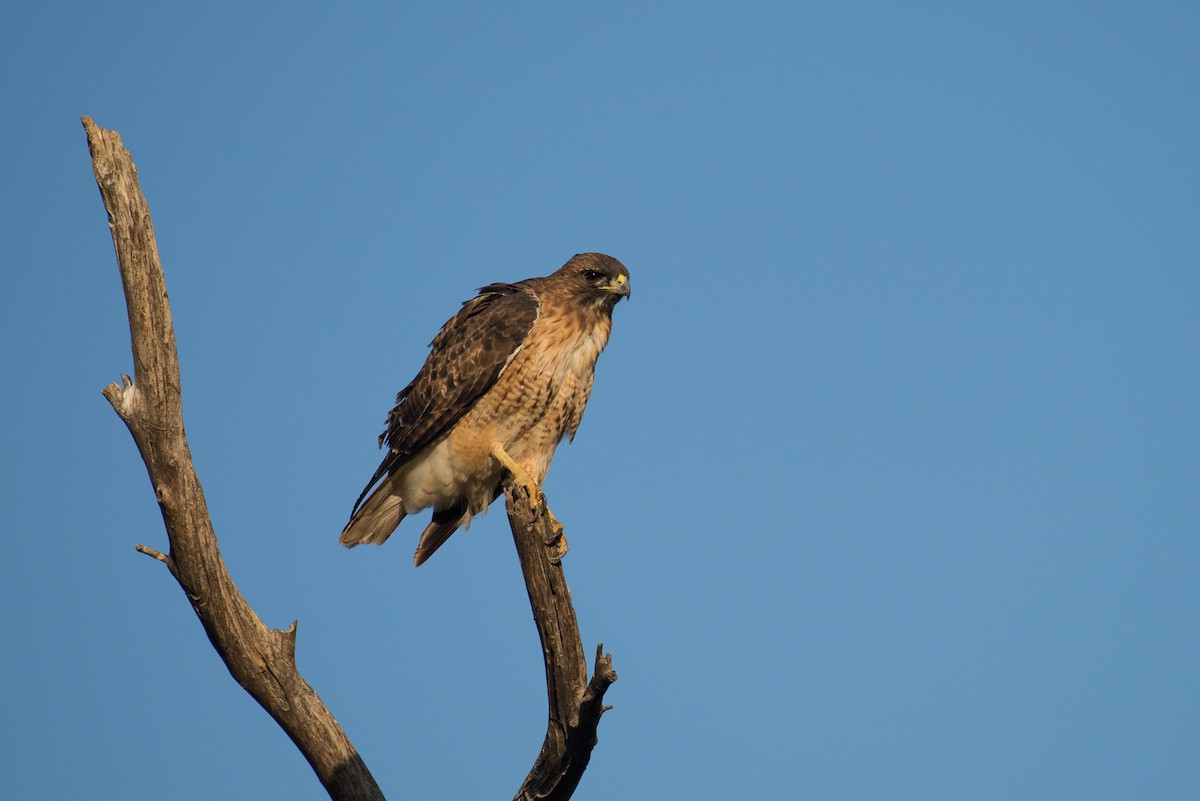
83,116,385,801
504,486,618,801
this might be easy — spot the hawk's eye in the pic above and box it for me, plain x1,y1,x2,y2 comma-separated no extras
582,270,605,282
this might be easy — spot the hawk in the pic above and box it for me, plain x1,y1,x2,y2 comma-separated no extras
340,252,631,566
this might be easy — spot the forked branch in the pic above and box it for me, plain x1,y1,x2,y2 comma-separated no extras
85,116,616,801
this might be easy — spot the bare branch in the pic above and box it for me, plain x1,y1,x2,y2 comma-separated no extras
83,116,384,801
504,485,618,801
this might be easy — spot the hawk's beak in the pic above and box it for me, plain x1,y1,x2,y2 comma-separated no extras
608,273,631,301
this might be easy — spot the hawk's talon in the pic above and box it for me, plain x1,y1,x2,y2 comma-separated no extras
547,528,569,563
546,518,566,545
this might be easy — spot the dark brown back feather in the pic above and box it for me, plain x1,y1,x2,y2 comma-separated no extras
348,282,540,515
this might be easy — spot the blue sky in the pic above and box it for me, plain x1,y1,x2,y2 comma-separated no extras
3,2,1198,799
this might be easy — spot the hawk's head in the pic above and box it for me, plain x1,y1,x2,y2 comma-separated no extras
557,252,631,311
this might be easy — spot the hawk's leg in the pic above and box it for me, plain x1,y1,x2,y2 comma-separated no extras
490,442,539,504
491,443,569,561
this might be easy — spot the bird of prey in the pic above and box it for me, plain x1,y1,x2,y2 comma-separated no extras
340,252,630,566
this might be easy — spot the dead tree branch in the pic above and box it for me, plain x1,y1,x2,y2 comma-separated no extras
83,116,384,801
504,487,618,801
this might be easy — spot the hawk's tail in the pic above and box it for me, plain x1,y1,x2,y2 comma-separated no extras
412,506,469,567
339,477,406,547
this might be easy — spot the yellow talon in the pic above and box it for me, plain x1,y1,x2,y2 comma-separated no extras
547,524,569,564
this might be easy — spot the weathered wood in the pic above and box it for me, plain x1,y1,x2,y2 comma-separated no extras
83,116,385,801
504,486,618,801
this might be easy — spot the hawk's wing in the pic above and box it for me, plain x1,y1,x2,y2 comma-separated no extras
348,282,540,514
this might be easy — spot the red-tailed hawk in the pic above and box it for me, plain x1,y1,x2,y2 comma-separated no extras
340,252,630,566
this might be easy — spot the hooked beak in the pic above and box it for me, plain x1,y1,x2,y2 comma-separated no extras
607,273,631,301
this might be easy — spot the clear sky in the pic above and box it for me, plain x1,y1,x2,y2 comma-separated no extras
3,2,1198,799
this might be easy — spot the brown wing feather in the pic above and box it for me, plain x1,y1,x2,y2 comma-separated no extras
346,283,540,517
